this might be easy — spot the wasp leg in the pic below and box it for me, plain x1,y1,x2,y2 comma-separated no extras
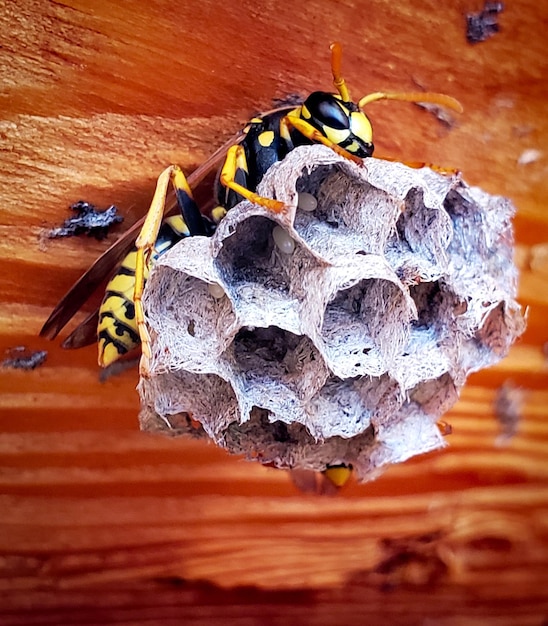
219,145,287,213
281,114,363,165
134,165,201,376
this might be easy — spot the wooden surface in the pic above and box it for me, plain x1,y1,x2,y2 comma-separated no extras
1,0,547,624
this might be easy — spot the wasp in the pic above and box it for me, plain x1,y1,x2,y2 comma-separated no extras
40,43,461,489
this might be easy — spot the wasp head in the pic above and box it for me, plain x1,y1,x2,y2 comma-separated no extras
301,91,374,158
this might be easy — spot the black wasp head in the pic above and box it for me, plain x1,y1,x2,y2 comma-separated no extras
301,91,374,158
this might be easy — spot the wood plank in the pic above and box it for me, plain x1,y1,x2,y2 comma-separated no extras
1,0,547,623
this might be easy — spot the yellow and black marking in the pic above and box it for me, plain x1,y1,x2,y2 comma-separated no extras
98,215,202,367
40,42,462,490
291,463,353,494
323,463,353,488
97,248,141,367
41,41,462,372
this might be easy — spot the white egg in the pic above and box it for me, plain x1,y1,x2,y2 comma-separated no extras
207,282,225,299
272,225,296,254
297,192,317,212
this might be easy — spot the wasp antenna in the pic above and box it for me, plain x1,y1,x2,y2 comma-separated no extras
359,91,463,113
330,41,351,102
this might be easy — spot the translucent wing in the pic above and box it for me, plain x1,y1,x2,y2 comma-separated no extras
61,309,100,349
39,129,246,343
40,105,298,346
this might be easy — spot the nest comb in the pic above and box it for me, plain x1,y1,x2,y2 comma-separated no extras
138,145,525,481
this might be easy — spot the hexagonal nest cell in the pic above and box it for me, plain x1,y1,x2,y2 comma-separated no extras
138,145,525,482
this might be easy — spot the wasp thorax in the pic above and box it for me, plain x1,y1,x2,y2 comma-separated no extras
138,145,524,482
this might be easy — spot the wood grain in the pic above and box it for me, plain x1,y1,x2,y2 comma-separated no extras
1,0,547,623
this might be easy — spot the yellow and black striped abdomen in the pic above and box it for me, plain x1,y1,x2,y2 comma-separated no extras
97,216,189,367
97,249,144,367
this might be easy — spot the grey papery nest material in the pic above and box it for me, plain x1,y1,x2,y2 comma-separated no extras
138,145,525,481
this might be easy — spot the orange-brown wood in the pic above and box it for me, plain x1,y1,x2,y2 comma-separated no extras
1,0,547,623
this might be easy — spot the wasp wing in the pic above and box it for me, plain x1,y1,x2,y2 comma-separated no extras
40,105,299,345
61,309,100,349
61,192,216,350
40,130,246,342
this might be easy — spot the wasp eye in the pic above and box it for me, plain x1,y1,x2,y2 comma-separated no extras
305,92,350,130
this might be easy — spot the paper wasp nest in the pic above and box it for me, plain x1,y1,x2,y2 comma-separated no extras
138,145,525,481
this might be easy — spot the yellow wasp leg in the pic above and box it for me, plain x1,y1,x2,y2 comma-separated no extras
281,114,363,165
359,91,463,113
134,165,195,376
219,145,287,213
329,41,351,102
